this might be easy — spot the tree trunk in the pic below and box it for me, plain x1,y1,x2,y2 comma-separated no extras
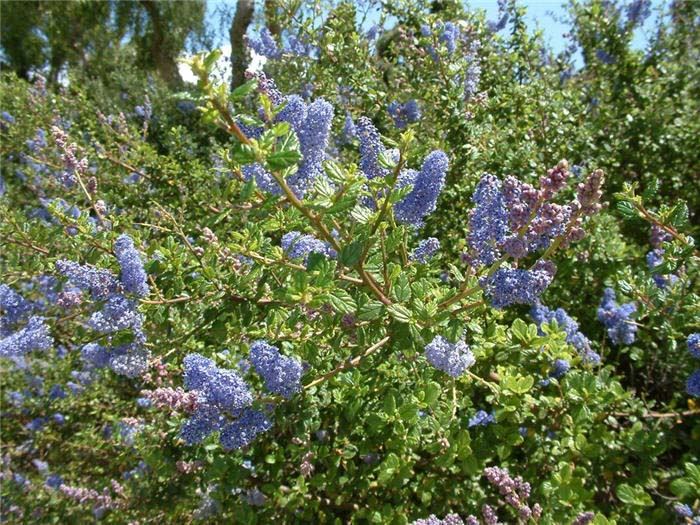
140,0,182,86
230,0,254,90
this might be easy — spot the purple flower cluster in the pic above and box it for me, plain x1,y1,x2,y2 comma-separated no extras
388,100,421,129
687,334,700,398
411,237,440,263
481,261,555,310
411,514,464,525
650,224,671,248
467,162,580,265
483,466,541,521
356,116,389,180
646,249,678,289
394,150,449,227
530,302,601,365
281,231,335,262
178,353,273,450
468,410,496,428
114,235,149,297
0,316,53,357
247,28,281,59
424,335,475,377
597,288,637,346
242,93,333,198
55,260,118,301
249,340,303,399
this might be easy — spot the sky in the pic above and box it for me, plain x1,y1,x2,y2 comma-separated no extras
181,0,663,83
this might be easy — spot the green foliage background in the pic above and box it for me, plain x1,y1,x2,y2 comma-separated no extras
1,1,699,524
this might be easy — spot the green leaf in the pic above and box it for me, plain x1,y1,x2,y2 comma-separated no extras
267,149,301,171
511,318,530,343
669,202,689,228
615,484,653,506
358,301,384,321
392,274,411,302
616,200,638,218
387,304,411,323
339,241,363,267
323,289,357,315
230,78,257,100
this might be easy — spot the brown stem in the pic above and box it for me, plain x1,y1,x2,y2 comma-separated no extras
304,336,391,390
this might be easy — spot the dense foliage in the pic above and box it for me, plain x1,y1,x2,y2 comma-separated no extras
1,1,699,524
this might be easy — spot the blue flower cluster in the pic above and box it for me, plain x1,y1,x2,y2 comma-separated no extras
114,235,149,297
394,150,449,227
411,238,440,263
645,249,678,289
55,260,118,301
249,340,303,399
467,174,508,265
530,302,601,365
0,315,53,357
1,283,34,332
388,100,421,129
242,93,334,198
57,255,149,378
688,334,700,359
597,288,637,346
481,261,555,310
687,334,700,398
625,0,651,26
468,409,496,428
179,353,272,450
247,28,281,59
672,503,700,524
424,335,475,377
356,116,389,180
281,231,336,262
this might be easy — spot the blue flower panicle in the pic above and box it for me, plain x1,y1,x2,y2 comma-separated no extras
411,238,440,263
394,150,449,227
424,335,475,377
687,333,700,359
114,235,149,297
249,340,303,399
597,288,637,346
0,316,53,357
686,369,700,398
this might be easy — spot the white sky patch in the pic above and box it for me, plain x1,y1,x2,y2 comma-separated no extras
179,44,266,86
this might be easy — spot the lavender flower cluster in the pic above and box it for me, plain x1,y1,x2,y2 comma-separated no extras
686,333,700,398
411,238,440,263
411,467,549,525
597,288,637,346
672,503,700,524
482,466,542,522
424,335,475,377
466,163,604,309
282,231,336,262
241,87,334,199
646,249,678,289
178,353,271,450
388,100,421,129
249,340,303,399
56,235,150,377
394,150,449,227
531,302,601,365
